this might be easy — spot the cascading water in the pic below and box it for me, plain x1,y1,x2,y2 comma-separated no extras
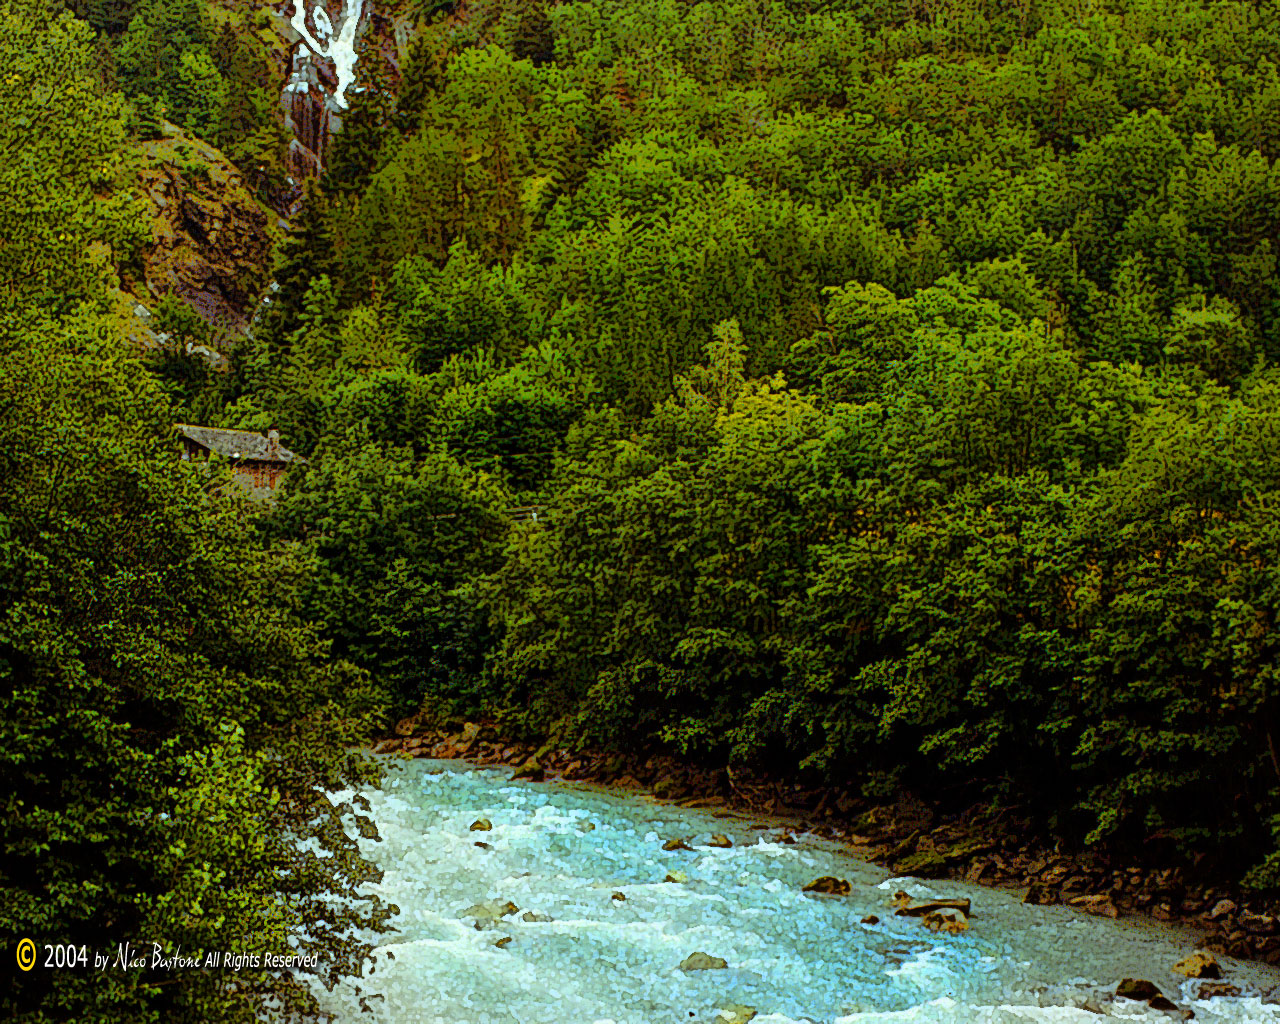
306,759,1280,1024
281,0,368,183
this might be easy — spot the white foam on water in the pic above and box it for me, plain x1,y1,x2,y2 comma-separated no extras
308,760,1280,1024
289,0,364,108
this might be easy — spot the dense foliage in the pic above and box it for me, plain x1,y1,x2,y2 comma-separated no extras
205,0,1280,886
8,0,1280,1013
1,3,388,1021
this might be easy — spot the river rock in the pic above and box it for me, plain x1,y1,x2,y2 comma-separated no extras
470,818,492,832
861,914,879,925
461,900,519,929
1240,911,1279,935
521,910,552,923
1024,882,1058,906
716,1006,756,1023
664,871,689,883
494,936,512,948
512,759,545,781
662,838,691,851
922,910,969,934
891,892,971,918
1070,893,1119,918
1116,978,1161,1000
802,876,851,896
679,952,728,971
707,833,732,848
1197,981,1241,998
1172,951,1221,979
474,841,491,849
578,821,596,832
611,892,626,901
1208,899,1238,920
1147,994,1179,1011
456,722,481,753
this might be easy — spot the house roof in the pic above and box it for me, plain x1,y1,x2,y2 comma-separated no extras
176,424,305,464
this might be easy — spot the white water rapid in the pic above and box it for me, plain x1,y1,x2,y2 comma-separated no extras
289,0,365,110
309,760,1280,1024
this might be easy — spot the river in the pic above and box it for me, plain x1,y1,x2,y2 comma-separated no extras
308,758,1280,1024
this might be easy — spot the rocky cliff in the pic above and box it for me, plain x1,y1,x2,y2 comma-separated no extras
129,127,280,337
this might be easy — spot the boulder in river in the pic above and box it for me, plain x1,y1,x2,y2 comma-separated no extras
802,876,851,896
1196,981,1241,998
470,818,492,832
461,899,519,929
1116,978,1162,1000
891,892,971,918
611,892,626,901
707,833,732,848
679,952,728,971
664,870,689,883
1069,893,1119,919
512,759,545,782
474,841,491,850
1147,994,1178,1011
1024,882,1058,906
716,1005,756,1023
493,936,512,949
922,910,969,934
861,914,879,925
521,910,552,923
1172,951,1222,979
662,838,691,851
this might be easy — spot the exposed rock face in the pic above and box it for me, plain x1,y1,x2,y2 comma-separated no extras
134,129,274,335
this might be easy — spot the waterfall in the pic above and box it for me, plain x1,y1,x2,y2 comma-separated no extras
281,1,368,182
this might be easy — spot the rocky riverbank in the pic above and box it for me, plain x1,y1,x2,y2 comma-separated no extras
374,719,1280,975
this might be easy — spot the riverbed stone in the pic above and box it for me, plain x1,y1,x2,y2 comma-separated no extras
1024,882,1058,906
891,893,971,918
707,833,732,848
1070,893,1119,918
802,876,851,896
461,899,519,930
922,910,969,933
1241,911,1279,935
470,818,492,831
715,1005,756,1023
664,871,689,883
511,759,544,781
1116,978,1161,1000
1172,951,1221,979
662,838,691,851
679,952,728,971
1196,981,1241,998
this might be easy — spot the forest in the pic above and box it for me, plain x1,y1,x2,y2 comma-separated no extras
3,0,1280,1019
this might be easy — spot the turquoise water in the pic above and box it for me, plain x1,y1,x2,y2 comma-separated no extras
312,759,1280,1024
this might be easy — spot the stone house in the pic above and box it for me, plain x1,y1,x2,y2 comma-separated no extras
176,424,305,494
